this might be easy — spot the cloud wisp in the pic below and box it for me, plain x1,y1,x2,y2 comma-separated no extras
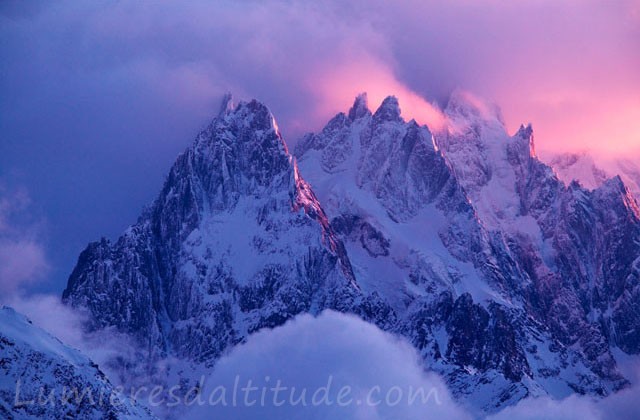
0,183,49,295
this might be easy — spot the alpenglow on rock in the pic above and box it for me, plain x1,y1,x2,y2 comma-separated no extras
62,92,640,415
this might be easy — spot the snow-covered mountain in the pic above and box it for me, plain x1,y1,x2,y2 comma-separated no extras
295,91,638,411
545,152,640,199
59,92,640,415
62,97,363,403
0,306,154,419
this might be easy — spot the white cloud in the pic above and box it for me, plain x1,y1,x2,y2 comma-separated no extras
187,310,471,420
488,356,640,420
5,294,86,347
487,395,602,420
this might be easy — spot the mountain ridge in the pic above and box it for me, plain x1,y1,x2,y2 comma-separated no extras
60,92,640,415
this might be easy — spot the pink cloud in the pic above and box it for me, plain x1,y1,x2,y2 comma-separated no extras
307,55,447,131
318,0,640,156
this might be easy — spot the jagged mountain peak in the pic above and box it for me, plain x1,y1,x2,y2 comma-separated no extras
63,91,362,382
218,92,234,116
515,122,534,139
214,96,282,138
601,174,626,192
373,95,402,122
294,92,637,411
514,122,534,147
178,94,294,207
348,92,371,121
513,122,536,157
594,175,640,218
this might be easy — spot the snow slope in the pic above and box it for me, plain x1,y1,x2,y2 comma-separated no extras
0,306,154,419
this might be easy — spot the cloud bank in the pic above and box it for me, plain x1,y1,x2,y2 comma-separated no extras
487,385,640,420
189,311,471,420
5,299,640,419
488,350,640,420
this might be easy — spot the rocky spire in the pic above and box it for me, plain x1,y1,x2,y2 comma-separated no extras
218,92,234,116
348,92,371,121
373,95,402,122
515,123,536,157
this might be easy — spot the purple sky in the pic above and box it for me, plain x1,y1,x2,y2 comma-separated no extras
1,0,639,295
